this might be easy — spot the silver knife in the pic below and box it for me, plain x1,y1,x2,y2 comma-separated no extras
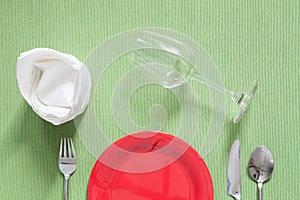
227,140,241,200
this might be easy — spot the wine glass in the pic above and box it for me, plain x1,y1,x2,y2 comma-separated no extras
131,30,257,123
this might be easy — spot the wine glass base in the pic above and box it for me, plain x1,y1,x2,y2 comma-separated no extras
232,80,258,123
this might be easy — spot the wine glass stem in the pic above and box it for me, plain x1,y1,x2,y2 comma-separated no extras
190,77,241,103
188,72,258,123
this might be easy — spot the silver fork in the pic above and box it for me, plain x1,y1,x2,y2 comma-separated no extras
58,138,77,200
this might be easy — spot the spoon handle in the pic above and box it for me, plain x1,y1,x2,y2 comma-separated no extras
258,182,263,200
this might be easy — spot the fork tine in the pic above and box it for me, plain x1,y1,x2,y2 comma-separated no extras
63,138,67,157
70,138,76,158
59,138,63,157
67,138,72,157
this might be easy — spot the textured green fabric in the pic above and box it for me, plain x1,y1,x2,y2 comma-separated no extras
1,0,299,199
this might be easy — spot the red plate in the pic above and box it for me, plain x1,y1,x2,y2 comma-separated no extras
88,132,213,200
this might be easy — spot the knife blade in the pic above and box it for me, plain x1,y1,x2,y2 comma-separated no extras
227,140,241,200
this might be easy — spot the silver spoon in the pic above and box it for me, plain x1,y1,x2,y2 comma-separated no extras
248,146,274,200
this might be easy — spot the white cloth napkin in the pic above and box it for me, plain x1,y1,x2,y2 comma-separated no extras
16,48,92,125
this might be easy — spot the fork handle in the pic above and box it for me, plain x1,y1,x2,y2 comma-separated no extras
64,174,70,200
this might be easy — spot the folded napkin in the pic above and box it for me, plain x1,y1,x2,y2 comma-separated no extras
16,48,92,125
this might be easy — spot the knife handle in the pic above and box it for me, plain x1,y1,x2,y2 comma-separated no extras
258,182,262,200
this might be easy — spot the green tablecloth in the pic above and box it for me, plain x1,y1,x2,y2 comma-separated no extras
1,0,299,199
